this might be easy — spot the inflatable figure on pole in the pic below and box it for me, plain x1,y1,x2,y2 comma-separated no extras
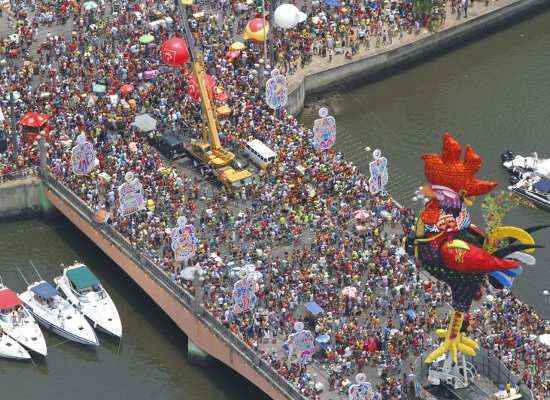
313,107,336,151
118,171,146,216
71,133,97,176
265,69,288,110
171,216,199,262
232,276,257,315
407,133,545,386
348,373,373,400
368,149,388,195
288,322,315,365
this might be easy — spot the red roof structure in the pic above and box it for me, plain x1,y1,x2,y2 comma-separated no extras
0,288,22,309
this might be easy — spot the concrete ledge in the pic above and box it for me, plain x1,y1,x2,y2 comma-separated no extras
286,0,550,115
0,177,54,220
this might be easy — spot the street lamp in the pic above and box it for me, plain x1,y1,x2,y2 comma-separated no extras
543,289,550,305
8,89,18,160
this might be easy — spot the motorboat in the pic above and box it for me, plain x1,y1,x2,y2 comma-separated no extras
501,150,550,184
0,286,47,356
54,264,122,338
19,281,99,347
509,176,550,211
501,150,550,210
0,331,31,360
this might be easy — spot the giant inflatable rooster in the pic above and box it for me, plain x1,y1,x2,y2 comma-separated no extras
410,133,543,365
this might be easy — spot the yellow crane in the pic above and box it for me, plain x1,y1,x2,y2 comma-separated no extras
182,9,252,191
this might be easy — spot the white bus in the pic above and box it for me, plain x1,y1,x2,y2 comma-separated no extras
244,139,277,169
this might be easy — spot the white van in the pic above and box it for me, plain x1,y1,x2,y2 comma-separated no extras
244,139,276,169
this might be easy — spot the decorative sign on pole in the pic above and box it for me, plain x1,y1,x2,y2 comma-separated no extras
348,373,373,400
71,134,97,176
368,149,388,195
118,171,146,216
288,322,315,365
313,107,336,151
265,69,288,110
232,276,257,315
171,216,199,262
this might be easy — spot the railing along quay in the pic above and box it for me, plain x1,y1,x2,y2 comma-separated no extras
40,171,308,400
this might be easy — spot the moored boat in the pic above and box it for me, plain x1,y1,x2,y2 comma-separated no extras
55,264,121,338
0,286,47,356
0,330,31,361
19,281,99,347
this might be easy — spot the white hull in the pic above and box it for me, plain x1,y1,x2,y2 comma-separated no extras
19,289,99,347
55,275,122,338
0,334,31,360
0,316,47,357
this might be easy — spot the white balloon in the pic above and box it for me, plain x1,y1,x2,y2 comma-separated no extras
274,4,308,29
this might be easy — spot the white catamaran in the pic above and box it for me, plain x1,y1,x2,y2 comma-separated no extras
0,286,47,356
19,281,99,347
55,264,122,338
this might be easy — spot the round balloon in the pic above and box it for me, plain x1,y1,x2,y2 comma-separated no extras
274,4,308,29
160,37,190,67
243,18,269,42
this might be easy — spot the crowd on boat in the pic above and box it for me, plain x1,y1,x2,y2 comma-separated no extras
0,0,548,399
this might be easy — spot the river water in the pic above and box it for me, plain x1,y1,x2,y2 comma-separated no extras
1,9,549,400
302,11,550,319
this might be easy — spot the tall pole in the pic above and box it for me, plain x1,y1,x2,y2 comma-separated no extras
9,90,18,161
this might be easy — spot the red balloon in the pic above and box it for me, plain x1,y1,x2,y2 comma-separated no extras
160,37,190,67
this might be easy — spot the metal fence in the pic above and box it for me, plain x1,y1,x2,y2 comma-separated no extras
0,167,37,184
413,349,534,400
40,171,308,400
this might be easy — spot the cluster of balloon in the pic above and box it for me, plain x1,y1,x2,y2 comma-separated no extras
243,17,269,42
273,3,308,29
160,37,190,67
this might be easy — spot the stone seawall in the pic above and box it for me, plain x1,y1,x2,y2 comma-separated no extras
0,177,53,219
286,0,550,115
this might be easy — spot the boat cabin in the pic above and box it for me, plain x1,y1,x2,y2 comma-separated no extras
30,282,59,308
0,288,24,323
66,266,105,299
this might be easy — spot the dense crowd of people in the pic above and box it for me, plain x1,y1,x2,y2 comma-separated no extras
0,1,548,399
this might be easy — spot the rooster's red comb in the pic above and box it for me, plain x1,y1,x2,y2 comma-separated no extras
422,133,497,196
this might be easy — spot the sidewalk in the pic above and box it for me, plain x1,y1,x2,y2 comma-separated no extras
286,0,521,91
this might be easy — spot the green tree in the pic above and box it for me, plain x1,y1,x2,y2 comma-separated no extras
413,0,434,14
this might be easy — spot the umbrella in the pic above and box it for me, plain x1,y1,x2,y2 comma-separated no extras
139,34,154,45
230,35,246,51
19,112,49,128
131,114,157,133
342,286,357,298
181,266,200,281
120,84,134,95
324,0,340,7
92,83,106,94
315,334,330,344
407,309,416,319
82,1,98,11
353,209,369,221
539,334,550,347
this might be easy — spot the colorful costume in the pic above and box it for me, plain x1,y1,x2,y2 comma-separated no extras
412,133,539,364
